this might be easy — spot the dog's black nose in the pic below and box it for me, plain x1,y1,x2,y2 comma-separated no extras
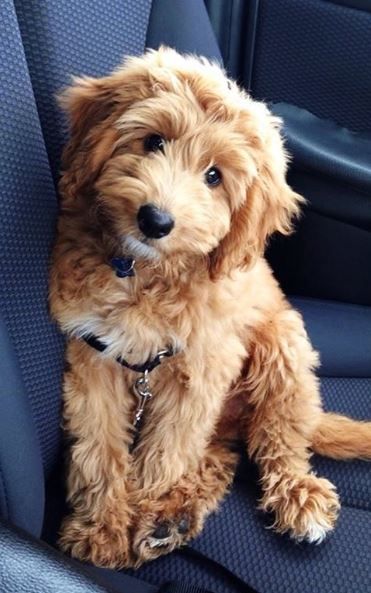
137,204,174,239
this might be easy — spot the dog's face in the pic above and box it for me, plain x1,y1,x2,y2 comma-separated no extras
60,48,303,277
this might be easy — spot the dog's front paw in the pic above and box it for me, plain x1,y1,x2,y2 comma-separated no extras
132,492,205,566
262,474,340,544
59,514,132,568
132,513,195,565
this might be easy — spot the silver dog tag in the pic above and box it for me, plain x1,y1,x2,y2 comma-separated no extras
132,370,153,428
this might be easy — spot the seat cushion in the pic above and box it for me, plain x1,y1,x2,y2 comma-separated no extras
0,317,44,537
290,297,371,377
313,377,371,511
291,297,371,509
0,0,65,484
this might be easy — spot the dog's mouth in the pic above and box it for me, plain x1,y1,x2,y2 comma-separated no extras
122,234,160,261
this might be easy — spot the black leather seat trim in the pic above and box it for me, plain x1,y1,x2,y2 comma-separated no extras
271,102,371,194
327,0,371,12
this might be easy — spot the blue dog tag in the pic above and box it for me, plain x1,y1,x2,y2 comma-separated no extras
111,257,136,278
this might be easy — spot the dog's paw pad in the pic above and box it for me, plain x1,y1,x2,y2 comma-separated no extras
151,522,171,540
146,521,174,549
177,516,190,535
141,516,192,552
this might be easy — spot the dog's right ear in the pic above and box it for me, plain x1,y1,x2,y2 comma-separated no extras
59,77,114,164
58,76,121,204
57,49,181,205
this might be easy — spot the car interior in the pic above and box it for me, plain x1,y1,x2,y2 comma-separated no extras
0,1,370,592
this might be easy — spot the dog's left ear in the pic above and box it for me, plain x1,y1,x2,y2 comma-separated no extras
209,115,304,279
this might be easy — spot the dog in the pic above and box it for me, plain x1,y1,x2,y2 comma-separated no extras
50,47,371,568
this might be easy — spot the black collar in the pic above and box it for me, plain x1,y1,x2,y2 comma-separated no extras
82,334,174,374
83,256,174,373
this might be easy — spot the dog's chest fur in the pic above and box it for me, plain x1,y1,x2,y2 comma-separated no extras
90,260,270,380
64,256,282,490
94,260,280,482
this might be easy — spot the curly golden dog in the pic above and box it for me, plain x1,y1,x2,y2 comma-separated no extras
50,47,371,568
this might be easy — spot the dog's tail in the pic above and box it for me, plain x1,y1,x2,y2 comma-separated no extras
312,412,371,460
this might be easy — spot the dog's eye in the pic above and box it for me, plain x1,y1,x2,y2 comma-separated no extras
205,166,222,187
144,134,165,153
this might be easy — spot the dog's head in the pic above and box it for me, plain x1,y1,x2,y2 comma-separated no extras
60,47,303,277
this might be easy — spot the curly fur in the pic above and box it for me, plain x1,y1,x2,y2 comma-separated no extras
50,47,371,568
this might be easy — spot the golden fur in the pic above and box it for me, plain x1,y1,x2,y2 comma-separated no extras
49,47,371,568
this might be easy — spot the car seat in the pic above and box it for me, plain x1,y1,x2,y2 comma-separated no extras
0,1,370,592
